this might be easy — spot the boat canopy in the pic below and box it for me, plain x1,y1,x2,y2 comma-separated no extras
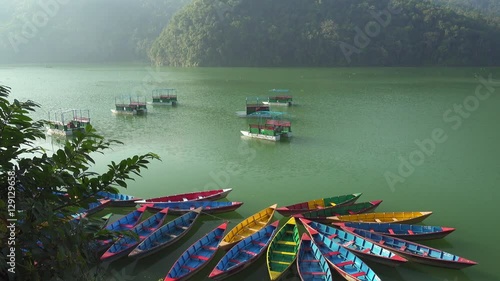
152,88,177,96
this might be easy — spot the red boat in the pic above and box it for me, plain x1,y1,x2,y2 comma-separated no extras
135,188,232,203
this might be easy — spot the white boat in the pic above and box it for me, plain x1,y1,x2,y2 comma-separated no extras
240,130,280,141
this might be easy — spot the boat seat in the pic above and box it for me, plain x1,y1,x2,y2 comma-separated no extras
270,260,290,265
407,230,414,235
348,211,356,215
277,241,296,246
343,241,354,247
369,229,375,232
302,271,326,275
215,236,223,239
248,228,259,232
301,259,320,263
182,198,188,201
252,240,267,247
242,250,257,256
202,245,218,251
422,251,429,257
328,234,338,239
229,258,241,264
336,261,354,267
362,248,371,253
378,240,385,245
176,225,188,230
351,272,366,277
168,234,178,238
399,245,407,251
191,254,209,261
375,219,382,223
120,224,134,229
392,218,398,221
181,265,196,271
388,229,395,234
323,251,340,257
198,196,203,199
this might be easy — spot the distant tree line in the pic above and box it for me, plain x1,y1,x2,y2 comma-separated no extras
149,0,500,66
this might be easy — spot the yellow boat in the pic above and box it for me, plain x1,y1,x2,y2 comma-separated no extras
329,211,433,224
219,204,277,250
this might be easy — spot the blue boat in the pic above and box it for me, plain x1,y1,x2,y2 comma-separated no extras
97,206,148,250
300,218,406,267
209,220,280,280
143,201,243,215
96,191,141,207
164,222,228,281
303,225,381,281
341,226,478,269
335,222,456,241
71,199,111,220
100,207,169,262
296,232,333,281
129,208,202,258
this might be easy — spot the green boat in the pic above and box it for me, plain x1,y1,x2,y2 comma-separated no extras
47,109,90,137
150,88,177,105
263,89,293,106
266,217,300,281
111,96,147,115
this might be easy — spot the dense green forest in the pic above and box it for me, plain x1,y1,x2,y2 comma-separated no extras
0,0,499,66
0,0,191,63
150,0,500,66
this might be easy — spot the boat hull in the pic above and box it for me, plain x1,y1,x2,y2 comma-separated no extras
337,222,456,241
262,101,292,106
111,109,147,115
240,130,280,141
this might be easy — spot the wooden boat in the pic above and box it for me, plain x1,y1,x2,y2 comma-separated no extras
219,204,277,250
150,88,178,106
135,188,232,203
341,226,478,269
164,222,228,281
293,200,383,223
240,119,292,141
209,220,280,280
143,201,243,215
304,225,381,281
46,109,90,137
96,191,141,207
98,206,148,249
336,222,456,241
262,89,293,106
111,96,147,115
296,232,333,281
276,193,362,216
100,207,169,262
266,217,300,281
328,211,433,224
300,218,407,267
71,199,111,220
129,208,202,258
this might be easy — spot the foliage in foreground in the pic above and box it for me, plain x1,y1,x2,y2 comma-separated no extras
0,84,159,281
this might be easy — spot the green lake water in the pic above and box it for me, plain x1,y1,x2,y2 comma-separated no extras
1,65,500,281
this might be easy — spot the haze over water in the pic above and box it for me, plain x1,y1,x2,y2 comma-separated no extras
2,65,499,281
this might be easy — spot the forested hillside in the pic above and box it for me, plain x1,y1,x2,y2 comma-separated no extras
0,0,191,63
150,0,500,66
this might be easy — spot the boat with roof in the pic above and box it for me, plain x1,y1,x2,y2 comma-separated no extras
235,97,271,117
262,89,293,106
47,109,90,136
149,88,178,106
240,111,291,141
111,96,147,115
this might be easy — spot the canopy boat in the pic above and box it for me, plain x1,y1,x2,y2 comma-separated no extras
97,206,148,250
235,97,270,118
96,191,140,207
266,217,300,281
341,227,478,269
296,232,333,281
100,207,169,262
293,200,383,223
300,219,407,267
263,89,293,106
111,96,147,115
150,88,178,105
129,208,202,259
276,193,362,216
335,222,456,241
47,109,90,136
241,118,292,142
143,201,243,215
135,188,232,203
219,204,277,250
328,211,433,224
209,220,280,280
164,222,228,281
304,225,381,281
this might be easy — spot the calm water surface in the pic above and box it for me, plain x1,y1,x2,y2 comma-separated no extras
1,65,499,281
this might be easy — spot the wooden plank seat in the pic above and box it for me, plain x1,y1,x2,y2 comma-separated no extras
336,261,354,267
302,271,327,275
191,254,209,261
351,272,366,277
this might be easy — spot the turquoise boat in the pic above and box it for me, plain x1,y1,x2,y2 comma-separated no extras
304,225,381,281
336,222,456,241
300,218,407,267
129,208,202,259
297,232,333,281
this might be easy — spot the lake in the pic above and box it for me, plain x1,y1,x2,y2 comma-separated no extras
1,65,499,281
